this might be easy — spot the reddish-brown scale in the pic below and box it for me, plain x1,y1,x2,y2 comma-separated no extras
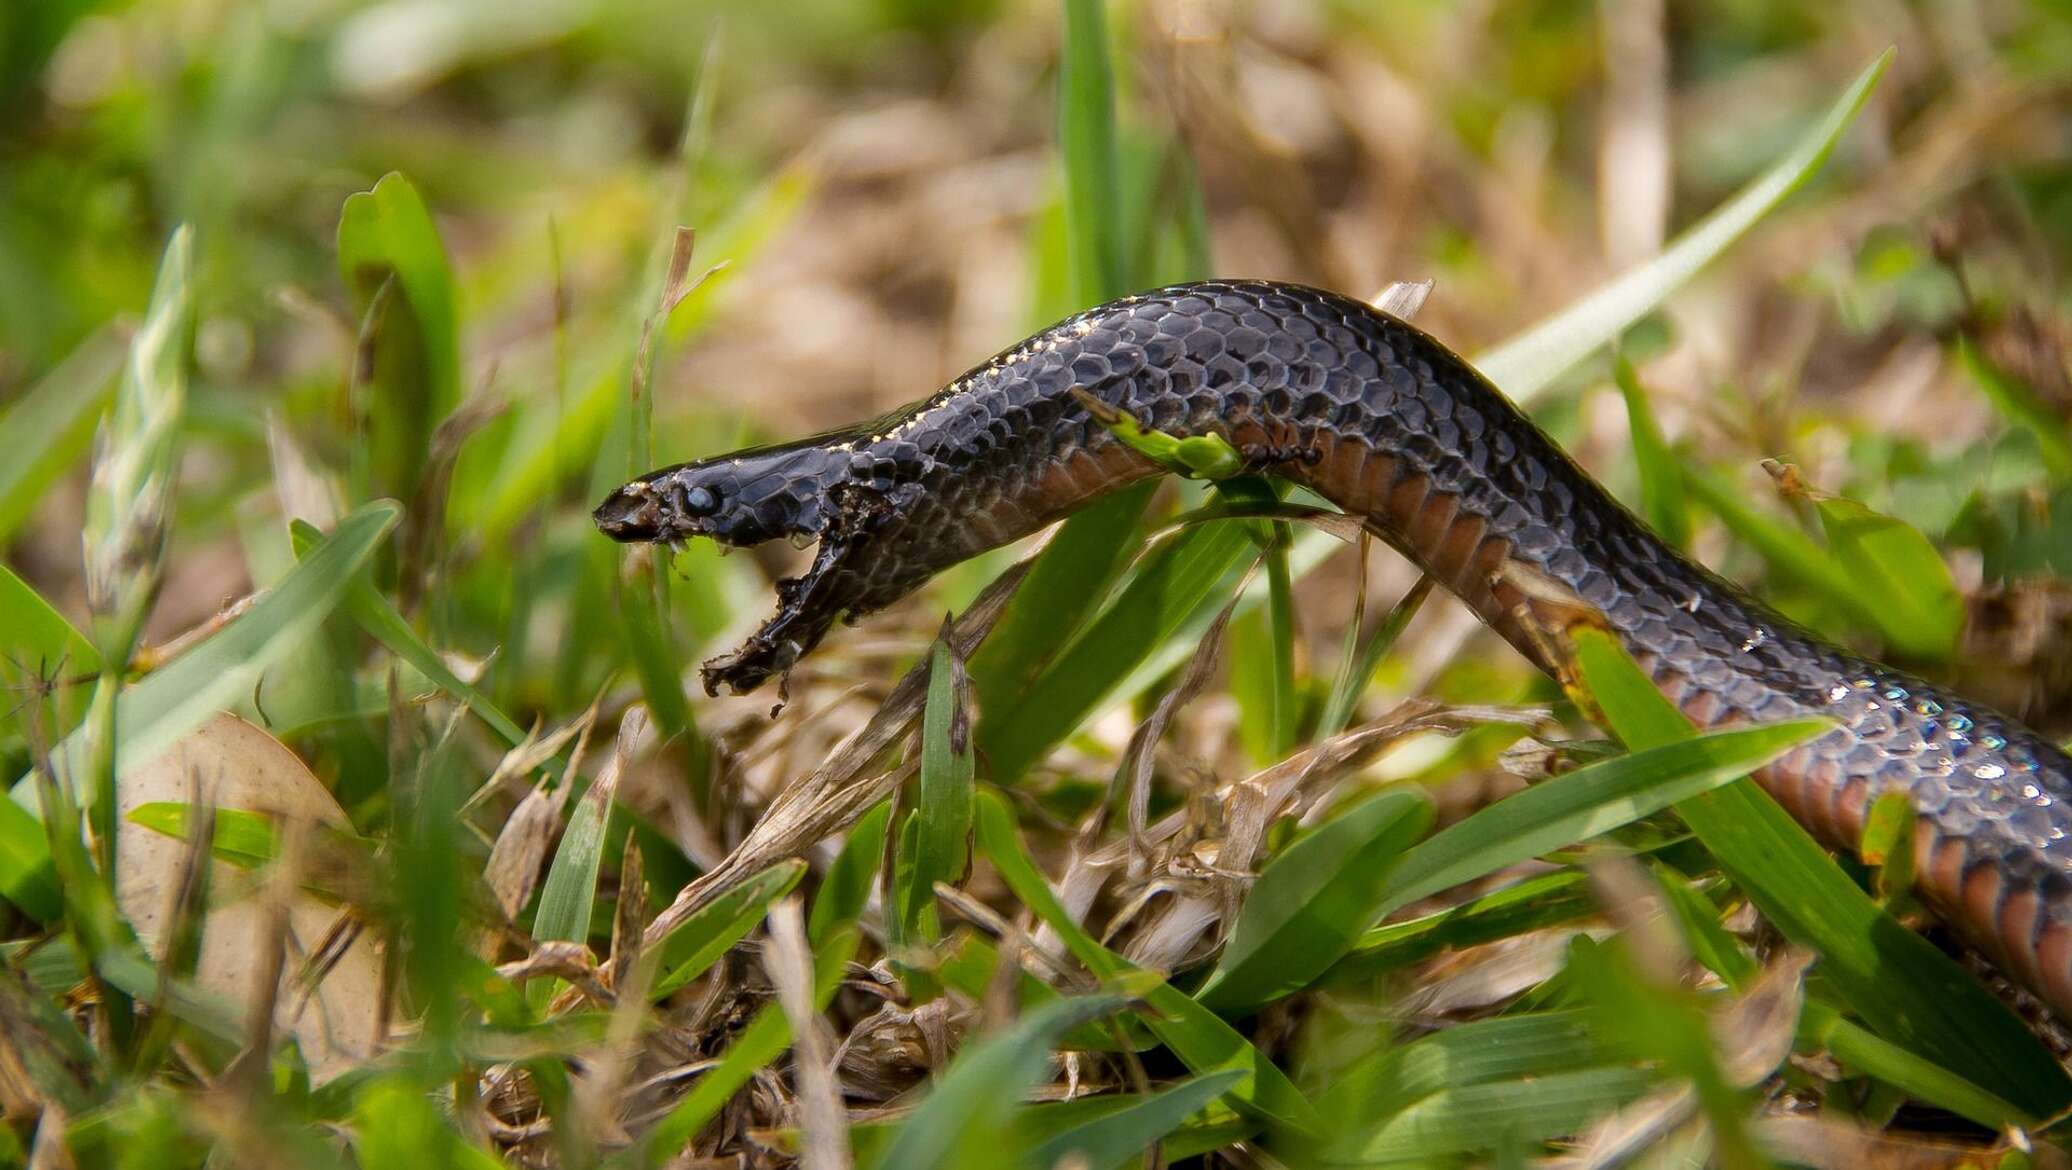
1431,514,1490,592
2038,923,2072,1009
1998,886,2044,988
1680,688,1725,728
1404,493,1461,568
1385,465,1431,530
1964,865,2010,960
1926,836,1973,915
1831,772,1873,845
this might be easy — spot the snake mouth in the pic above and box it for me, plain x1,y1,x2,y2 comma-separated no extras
592,480,678,543
593,503,655,541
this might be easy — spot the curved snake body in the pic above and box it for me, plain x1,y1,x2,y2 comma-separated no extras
595,280,2072,1016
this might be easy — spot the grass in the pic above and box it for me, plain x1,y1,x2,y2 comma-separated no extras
3,1,2072,1167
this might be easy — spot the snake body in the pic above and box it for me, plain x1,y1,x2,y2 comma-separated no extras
595,280,2072,1016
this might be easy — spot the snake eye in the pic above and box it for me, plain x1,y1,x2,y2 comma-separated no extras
683,485,719,516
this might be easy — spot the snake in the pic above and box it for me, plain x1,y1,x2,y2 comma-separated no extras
593,279,2072,1018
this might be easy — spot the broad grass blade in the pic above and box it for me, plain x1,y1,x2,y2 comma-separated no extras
809,800,890,948
337,173,460,502
0,323,126,544
1332,1064,1658,1162
1018,1069,1245,1170
1320,1010,1612,1129
1374,719,1829,916
1478,50,1893,401
1339,870,1596,979
1569,627,2072,1118
651,860,807,998
1813,494,1963,660
980,522,1252,782
1197,789,1432,1011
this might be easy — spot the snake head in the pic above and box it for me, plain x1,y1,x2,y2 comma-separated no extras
592,440,839,549
595,440,924,698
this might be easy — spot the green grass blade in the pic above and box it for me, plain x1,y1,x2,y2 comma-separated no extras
1813,493,1963,660
1319,1011,1612,1128
126,804,283,868
1334,1065,1659,1162
288,519,527,746
340,582,527,744
18,500,399,803
966,482,1157,715
1652,864,1759,989
869,993,1123,1170
1018,1069,1245,1170
1317,576,1432,742
1569,628,2072,1117
979,521,1253,782
902,631,974,942
974,790,1322,1134
1803,1001,2031,1130
1477,50,1892,401
0,562,100,678
1229,530,1300,764
337,172,460,501
1196,789,1432,1011
1057,0,1124,305
1338,870,1597,979
1955,335,2072,481
0,322,126,544
1374,718,1830,916
651,860,807,997
886,810,926,988
1261,536,1297,755
1612,354,1689,548
1683,467,1932,654
809,799,891,948
530,759,618,1007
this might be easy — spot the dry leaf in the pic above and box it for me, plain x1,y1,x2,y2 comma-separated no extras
116,713,383,1083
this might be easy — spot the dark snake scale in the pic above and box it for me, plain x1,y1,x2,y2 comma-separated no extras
595,279,2072,1017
